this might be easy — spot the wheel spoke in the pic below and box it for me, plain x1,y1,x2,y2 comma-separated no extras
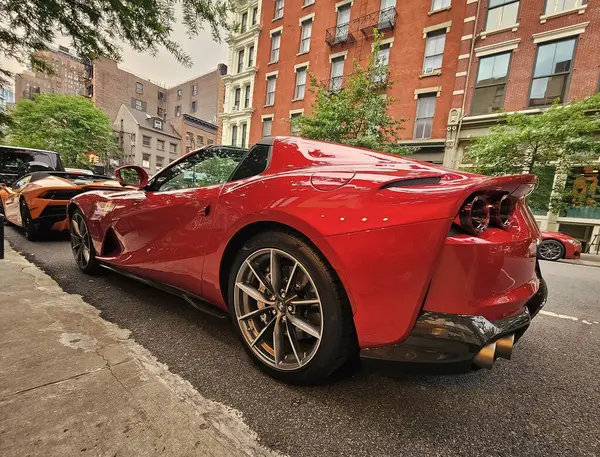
289,298,320,306
72,218,82,236
82,246,90,263
250,317,276,347
283,261,299,297
287,314,320,339
273,315,285,366
237,306,274,321
245,260,274,296
236,282,275,305
270,249,281,295
285,320,302,366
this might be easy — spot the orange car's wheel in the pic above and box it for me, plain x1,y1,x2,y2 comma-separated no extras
1,201,9,226
20,199,40,241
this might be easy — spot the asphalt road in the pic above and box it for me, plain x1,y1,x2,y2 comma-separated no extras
4,225,600,457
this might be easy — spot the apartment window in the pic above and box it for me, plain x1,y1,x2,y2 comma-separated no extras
142,135,151,147
270,32,281,63
414,94,437,139
231,125,238,146
156,156,164,171
529,38,576,107
134,99,143,111
234,87,241,108
154,119,163,130
304,0,315,5
263,117,273,136
290,113,302,135
136,82,143,94
423,30,446,74
241,12,248,32
299,19,313,54
142,154,150,169
197,135,204,145
192,84,197,96
244,85,251,108
336,4,351,42
471,52,511,115
241,123,247,148
294,67,307,100
157,107,165,117
177,89,182,99
169,143,177,154
545,0,585,14
431,0,451,11
373,43,391,84
207,139,214,145
330,56,345,91
175,105,181,117
252,7,258,25
248,46,255,67
158,91,165,101
237,49,245,73
157,139,165,151
186,132,194,148
266,75,276,106
486,0,519,31
274,0,284,19
191,101,197,112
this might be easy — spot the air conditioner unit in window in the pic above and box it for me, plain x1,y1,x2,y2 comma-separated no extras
424,67,435,75
232,105,239,111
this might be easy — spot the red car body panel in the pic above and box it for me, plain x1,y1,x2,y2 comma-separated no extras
71,137,541,349
540,230,582,259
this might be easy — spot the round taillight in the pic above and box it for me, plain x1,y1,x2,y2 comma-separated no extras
492,194,517,229
459,195,490,235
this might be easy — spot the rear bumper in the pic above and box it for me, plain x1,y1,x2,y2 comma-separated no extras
360,270,547,370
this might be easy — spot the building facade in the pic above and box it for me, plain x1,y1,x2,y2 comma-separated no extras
14,47,85,102
221,0,262,148
170,114,218,154
114,104,182,175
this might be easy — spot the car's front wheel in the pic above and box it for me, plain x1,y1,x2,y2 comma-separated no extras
229,231,357,385
70,209,100,274
538,239,565,261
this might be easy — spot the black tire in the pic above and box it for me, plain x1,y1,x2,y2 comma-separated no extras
70,208,100,274
20,199,41,241
228,231,357,385
537,239,565,262
1,201,10,226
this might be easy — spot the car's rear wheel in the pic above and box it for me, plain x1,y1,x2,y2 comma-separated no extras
228,231,357,385
1,201,9,226
20,199,40,241
70,209,100,274
538,239,565,261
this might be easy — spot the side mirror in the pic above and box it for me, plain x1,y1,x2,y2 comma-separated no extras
114,165,149,188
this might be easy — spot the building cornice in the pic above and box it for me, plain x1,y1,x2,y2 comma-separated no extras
226,24,262,45
222,67,257,84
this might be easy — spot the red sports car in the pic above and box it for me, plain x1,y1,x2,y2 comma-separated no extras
538,230,582,261
68,137,547,384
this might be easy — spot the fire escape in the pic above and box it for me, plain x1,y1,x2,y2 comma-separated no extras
325,7,398,47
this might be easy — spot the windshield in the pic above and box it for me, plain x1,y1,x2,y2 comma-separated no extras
0,147,60,174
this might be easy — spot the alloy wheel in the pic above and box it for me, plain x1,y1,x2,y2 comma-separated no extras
539,240,563,261
70,213,92,268
233,248,323,371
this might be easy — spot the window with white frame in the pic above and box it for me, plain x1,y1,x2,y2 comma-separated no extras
142,135,151,147
157,139,165,151
252,7,258,24
263,117,273,136
330,56,345,91
304,0,315,5
270,32,281,63
545,0,585,15
234,87,241,109
336,4,351,42
170,143,177,154
471,52,511,115
154,119,163,130
423,30,446,74
191,101,197,112
486,0,519,31
156,156,164,171
237,49,245,73
248,46,254,67
192,84,197,96
142,153,150,169
244,85,251,108
373,43,390,84
431,0,451,11
299,19,313,54
414,94,437,139
197,135,204,145
274,0,284,19
241,12,248,32
294,67,307,100
241,124,247,148
266,75,277,105
231,125,238,146
290,113,302,135
136,82,144,94
529,38,576,107
175,105,181,117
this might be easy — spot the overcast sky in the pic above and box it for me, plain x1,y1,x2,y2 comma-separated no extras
1,7,229,88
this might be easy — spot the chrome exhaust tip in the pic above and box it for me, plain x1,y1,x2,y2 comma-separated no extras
495,334,515,360
473,342,496,369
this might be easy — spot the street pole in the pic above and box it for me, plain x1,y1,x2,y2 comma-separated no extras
0,210,4,259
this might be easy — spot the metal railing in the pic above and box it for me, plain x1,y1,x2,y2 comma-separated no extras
325,7,398,47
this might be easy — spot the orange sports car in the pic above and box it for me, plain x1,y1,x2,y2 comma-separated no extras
1,170,127,240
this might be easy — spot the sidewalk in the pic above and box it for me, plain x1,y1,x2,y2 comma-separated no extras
0,242,280,457
559,252,600,268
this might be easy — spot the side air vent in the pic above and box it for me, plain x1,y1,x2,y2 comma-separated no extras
380,176,441,189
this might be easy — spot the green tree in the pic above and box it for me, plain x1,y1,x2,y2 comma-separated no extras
291,33,412,155
7,94,118,168
0,0,232,129
464,93,600,213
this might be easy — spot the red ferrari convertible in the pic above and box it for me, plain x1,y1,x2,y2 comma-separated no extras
68,137,547,384
538,230,582,261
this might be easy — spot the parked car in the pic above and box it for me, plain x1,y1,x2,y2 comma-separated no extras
68,138,547,384
538,230,582,261
0,145,65,184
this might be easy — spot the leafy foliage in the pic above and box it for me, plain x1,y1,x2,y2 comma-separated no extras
464,93,600,213
6,94,119,168
291,33,412,155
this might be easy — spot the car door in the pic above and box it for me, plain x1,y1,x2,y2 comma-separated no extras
3,175,32,224
109,146,247,295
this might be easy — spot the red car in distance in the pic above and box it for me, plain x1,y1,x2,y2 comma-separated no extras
538,230,582,261
68,137,547,384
